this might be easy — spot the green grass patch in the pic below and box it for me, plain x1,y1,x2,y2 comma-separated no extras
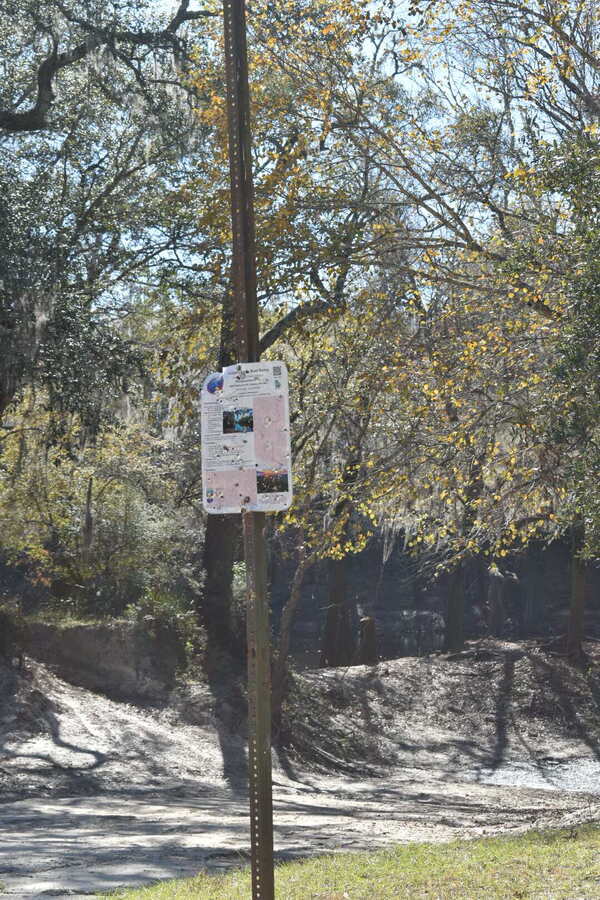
109,823,600,899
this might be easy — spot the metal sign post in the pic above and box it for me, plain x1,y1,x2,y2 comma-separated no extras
222,1,275,897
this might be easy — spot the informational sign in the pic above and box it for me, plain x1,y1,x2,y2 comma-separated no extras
201,361,293,514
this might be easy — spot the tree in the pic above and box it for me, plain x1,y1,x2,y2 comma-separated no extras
0,0,215,133
533,135,600,657
328,0,600,651
165,0,406,657
0,0,215,423
0,392,199,613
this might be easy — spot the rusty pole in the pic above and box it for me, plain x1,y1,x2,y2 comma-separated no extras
222,1,275,898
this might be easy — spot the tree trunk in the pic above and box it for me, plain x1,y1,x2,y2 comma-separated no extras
567,520,586,661
444,566,464,652
272,542,314,723
320,557,355,667
198,289,243,658
488,567,505,638
523,543,544,638
358,616,378,665
199,512,243,658
412,572,425,655
82,476,94,561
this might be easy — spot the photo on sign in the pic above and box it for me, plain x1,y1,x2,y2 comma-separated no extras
223,408,253,434
257,468,289,494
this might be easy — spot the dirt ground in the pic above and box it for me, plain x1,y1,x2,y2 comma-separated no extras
1,640,600,897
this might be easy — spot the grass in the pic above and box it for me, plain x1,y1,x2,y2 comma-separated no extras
108,824,600,899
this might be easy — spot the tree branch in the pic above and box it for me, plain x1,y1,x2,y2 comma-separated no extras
0,1,217,133
259,297,331,354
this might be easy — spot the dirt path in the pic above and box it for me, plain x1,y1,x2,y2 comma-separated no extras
1,775,599,897
1,645,600,896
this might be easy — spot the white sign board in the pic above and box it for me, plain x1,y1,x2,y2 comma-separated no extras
201,361,293,514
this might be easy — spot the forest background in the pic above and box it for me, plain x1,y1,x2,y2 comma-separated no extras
1,0,600,684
